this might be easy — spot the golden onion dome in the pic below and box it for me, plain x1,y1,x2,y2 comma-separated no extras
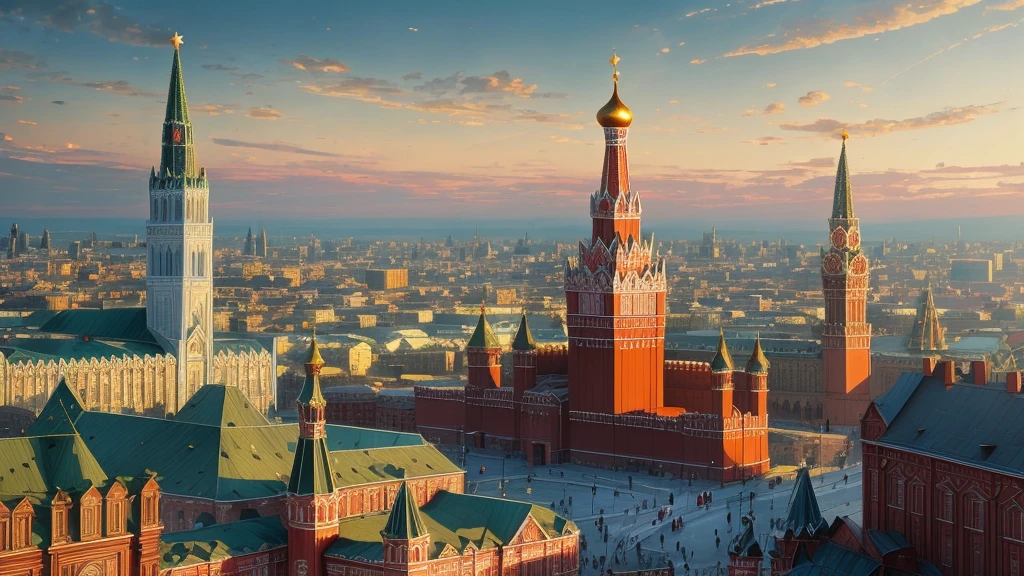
596,83,632,128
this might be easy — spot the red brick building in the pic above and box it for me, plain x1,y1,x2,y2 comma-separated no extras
862,358,1024,576
415,56,769,482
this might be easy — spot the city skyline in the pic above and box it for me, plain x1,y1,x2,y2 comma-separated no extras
1,0,1023,222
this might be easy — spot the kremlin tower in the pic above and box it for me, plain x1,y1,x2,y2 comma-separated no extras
821,132,872,427
564,53,667,415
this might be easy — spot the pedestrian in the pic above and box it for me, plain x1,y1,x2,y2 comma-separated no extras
714,529,718,537
676,541,680,552
727,511,731,524
844,474,849,485
629,475,633,490
660,534,664,548
716,536,720,549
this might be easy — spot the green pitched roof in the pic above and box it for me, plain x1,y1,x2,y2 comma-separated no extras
27,384,459,501
832,138,854,219
175,386,271,428
38,308,158,344
711,329,734,373
159,46,199,179
382,481,426,539
159,515,287,570
780,468,829,538
512,312,536,351
467,310,500,349
745,335,770,375
288,437,335,496
327,490,576,562
1,337,165,365
0,434,109,505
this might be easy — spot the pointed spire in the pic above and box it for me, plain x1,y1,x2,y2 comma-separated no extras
779,468,828,538
159,34,199,179
909,285,946,352
711,328,734,373
832,131,854,219
512,310,537,351
468,301,500,349
298,329,326,406
382,482,427,540
746,333,770,375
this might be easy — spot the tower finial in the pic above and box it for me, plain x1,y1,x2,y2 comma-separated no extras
597,51,632,128
841,128,850,141
170,32,184,50
610,50,621,83
480,298,486,315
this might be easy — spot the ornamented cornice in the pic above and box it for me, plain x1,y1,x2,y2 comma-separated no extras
590,188,642,219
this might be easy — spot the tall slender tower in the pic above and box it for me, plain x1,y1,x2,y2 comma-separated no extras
146,33,214,411
287,333,339,576
564,54,667,415
821,132,871,426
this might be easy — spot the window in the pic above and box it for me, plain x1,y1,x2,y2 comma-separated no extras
870,471,878,501
887,476,905,509
941,527,953,567
937,488,953,522
910,482,924,514
966,494,985,530
1008,507,1024,541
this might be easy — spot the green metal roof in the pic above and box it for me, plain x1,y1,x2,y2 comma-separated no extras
327,490,576,562
832,139,854,220
0,434,109,505
26,384,460,501
512,312,536,351
175,385,271,428
745,336,770,375
288,437,335,496
711,329,734,373
159,515,287,570
382,481,426,539
296,373,327,408
467,310,500,349
1,337,165,365
159,46,199,179
779,468,828,538
37,308,158,344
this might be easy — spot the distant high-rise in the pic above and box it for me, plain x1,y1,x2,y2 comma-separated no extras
19,231,30,254
7,223,17,259
257,228,268,257
40,229,51,250
244,226,256,256
700,226,719,259
821,132,872,427
69,240,81,261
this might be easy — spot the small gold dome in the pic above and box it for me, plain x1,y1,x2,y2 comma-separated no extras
597,83,632,128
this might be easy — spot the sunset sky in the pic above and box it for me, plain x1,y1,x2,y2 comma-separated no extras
1,0,1023,223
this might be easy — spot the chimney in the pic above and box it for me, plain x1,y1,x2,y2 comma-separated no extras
922,357,937,377
936,360,956,387
971,360,988,386
1008,372,1022,394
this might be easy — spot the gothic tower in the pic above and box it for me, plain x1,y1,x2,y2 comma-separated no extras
286,333,339,576
908,285,946,352
564,54,667,415
381,481,431,575
146,33,213,411
821,132,871,427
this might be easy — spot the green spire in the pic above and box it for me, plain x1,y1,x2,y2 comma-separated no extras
467,302,501,349
382,482,427,540
159,37,199,179
512,310,536,351
711,328,734,373
745,334,770,375
831,133,854,219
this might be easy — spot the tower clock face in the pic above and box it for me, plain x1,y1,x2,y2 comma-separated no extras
848,228,860,249
830,227,847,250
850,254,868,275
823,253,842,275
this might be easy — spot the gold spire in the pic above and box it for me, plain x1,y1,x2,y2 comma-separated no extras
597,51,632,128
170,32,184,51
304,327,325,368
841,128,850,141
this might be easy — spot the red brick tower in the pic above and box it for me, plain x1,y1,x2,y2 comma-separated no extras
286,332,339,576
381,481,431,576
565,53,667,415
467,303,502,389
821,132,871,427
711,329,735,419
745,335,769,417
512,311,538,401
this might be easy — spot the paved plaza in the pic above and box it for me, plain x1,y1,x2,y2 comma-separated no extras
440,447,863,574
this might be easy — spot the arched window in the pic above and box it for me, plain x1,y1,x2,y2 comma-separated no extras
151,198,158,220
175,197,182,221
192,252,197,276
177,510,185,531
185,197,191,221
162,197,168,221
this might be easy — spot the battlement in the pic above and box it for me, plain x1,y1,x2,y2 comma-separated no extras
413,386,465,402
536,344,569,375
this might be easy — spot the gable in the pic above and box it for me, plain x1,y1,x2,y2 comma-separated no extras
510,515,548,545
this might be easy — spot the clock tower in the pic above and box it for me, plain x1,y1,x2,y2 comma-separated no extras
821,132,871,427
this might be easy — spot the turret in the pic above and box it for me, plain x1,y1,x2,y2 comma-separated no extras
908,285,946,352
711,328,734,419
512,310,538,400
382,482,431,573
467,302,502,388
770,468,829,574
745,334,769,417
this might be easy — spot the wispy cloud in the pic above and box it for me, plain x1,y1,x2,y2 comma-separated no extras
780,104,999,138
246,105,282,120
685,8,712,17
50,100,64,105
1,0,168,46
211,137,343,157
193,104,238,116
764,101,785,114
884,17,1022,82
50,76,159,97
986,0,1024,11
725,0,982,57
285,55,350,73
761,83,776,88
0,49,45,71
742,136,785,145
202,64,239,72
798,91,831,107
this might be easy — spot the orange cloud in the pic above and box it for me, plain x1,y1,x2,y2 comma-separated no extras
246,106,283,120
726,0,982,57
780,104,999,138
286,55,350,73
798,91,831,107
